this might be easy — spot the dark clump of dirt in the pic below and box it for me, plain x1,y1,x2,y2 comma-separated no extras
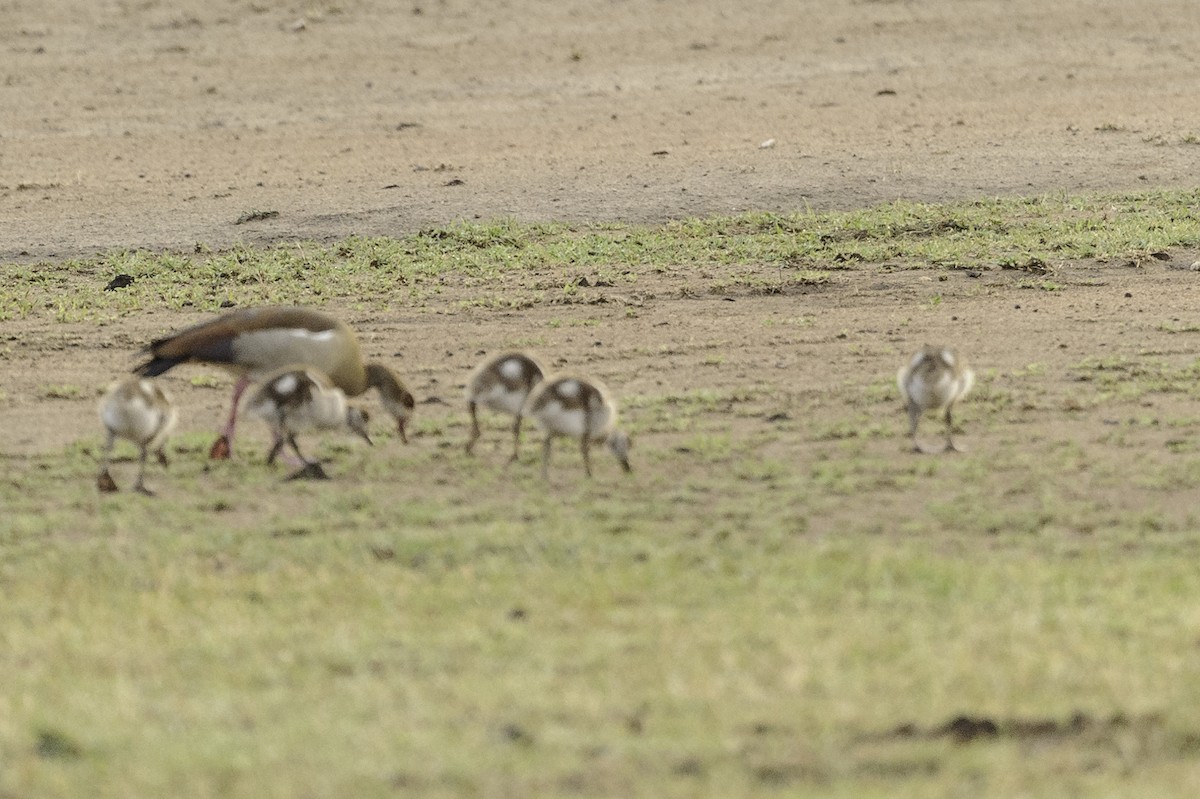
35,728,83,760
880,710,1147,745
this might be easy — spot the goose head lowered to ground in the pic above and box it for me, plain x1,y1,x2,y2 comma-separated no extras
134,307,414,458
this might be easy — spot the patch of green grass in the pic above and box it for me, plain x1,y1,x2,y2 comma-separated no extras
1069,356,1200,401
9,189,1200,796
7,371,1200,798
1157,321,1200,334
624,387,769,434
188,374,225,389
4,189,1200,321
1016,279,1064,291
233,209,280,225
762,315,816,328
39,384,87,400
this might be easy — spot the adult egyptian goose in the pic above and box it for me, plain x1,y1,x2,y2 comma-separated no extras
134,307,414,458
246,367,373,480
897,345,975,453
524,375,632,479
464,351,546,462
96,376,178,495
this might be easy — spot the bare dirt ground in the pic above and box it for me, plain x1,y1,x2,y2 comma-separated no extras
5,0,1200,260
3,0,1200,456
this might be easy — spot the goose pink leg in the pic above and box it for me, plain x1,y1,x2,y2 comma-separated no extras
209,375,252,459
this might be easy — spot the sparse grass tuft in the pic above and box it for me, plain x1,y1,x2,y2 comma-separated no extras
4,189,1200,321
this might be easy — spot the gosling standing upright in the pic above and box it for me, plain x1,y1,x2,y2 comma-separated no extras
97,376,178,495
524,375,632,479
134,307,414,458
464,351,546,462
246,367,373,480
897,345,975,453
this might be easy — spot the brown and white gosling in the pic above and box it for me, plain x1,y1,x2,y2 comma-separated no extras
134,307,414,459
897,345,975,453
97,377,178,495
464,351,546,462
523,375,632,479
246,367,373,480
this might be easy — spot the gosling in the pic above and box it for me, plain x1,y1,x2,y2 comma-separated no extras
465,351,546,462
97,377,177,495
897,345,975,453
524,375,632,479
246,367,373,480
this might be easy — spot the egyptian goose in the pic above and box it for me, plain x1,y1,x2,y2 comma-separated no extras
246,367,373,480
96,376,177,495
897,345,975,453
134,307,414,458
524,375,632,479
464,351,546,461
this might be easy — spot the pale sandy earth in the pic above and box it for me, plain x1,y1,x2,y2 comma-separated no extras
3,0,1198,260
2,0,1200,463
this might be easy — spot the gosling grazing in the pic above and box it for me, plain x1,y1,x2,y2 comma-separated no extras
524,375,632,479
134,306,414,459
97,377,178,495
897,345,975,453
464,351,546,461
246,367,373,480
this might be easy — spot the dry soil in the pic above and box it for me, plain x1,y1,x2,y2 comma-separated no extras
3,0,1200,459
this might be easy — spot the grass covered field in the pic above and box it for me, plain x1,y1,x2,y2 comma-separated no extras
5,191,1200,797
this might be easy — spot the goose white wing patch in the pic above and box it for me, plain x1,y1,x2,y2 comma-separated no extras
558,379,581,399
285,328,337,342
